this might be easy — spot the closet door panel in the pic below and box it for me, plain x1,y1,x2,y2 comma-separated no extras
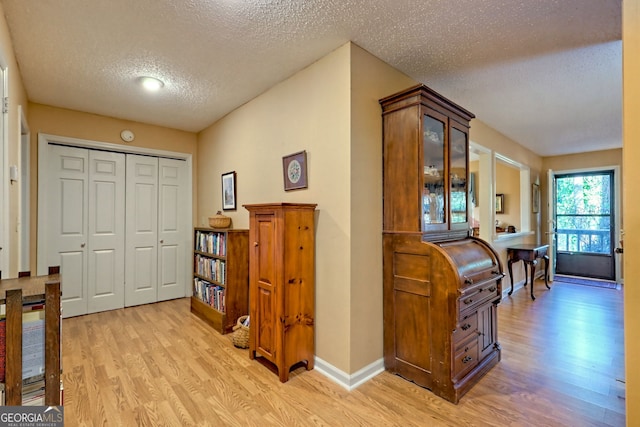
125,155,158,307
88,151,125,313
59,251,86,312
157,158,187,301
48,145,89,317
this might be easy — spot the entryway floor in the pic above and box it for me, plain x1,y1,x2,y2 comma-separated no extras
554,274,620,289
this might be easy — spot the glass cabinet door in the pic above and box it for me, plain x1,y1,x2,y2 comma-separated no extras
423,114,446,229
449,126,468,224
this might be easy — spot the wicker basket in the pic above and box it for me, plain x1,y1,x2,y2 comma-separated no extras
232,315,250,349
209,211,231,229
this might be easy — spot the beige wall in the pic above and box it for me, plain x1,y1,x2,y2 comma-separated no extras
470,120,543,238
623,1,639,424
198,43,354,371
349,44,415,370
543,149,622,172
27,103,198,274
0,1,29,278
471,120,544,174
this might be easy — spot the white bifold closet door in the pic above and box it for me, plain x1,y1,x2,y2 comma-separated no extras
48,145,125,317
125,155,187,306
48,146,187,317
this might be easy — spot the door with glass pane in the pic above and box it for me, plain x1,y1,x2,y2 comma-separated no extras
554,171,615,280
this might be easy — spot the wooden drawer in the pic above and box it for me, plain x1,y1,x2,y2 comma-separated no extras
453,312,478,345
459,281,500,318
453,336,479,379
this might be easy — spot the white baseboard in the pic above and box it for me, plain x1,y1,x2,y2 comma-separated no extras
314,356,385,391
502,279,526,298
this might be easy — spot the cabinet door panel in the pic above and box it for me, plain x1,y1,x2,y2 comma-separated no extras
394,291,431,371
253,214,277,362
449,122,469,226
478,303,497,360
422,112,446,228
256,285,275,358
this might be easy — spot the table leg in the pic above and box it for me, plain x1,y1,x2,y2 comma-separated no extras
529,259,538,300
543,255,550,289
507,259,516,295
523,261,528,287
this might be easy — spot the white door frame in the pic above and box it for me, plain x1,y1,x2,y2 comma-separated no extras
547,165,622,283
37,133,193,295
19,105,30,274
0,52,8,276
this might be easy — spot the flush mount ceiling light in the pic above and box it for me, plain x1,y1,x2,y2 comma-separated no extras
137,76,164,91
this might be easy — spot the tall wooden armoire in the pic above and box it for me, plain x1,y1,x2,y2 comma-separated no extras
380,84,504,403
243,202,317,382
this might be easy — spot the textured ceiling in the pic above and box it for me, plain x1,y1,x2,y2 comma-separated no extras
0,0,621,157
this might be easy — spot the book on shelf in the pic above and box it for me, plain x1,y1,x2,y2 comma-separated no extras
193,278,226,313
195,230,227,256
194,255,226,284
22,377,45,406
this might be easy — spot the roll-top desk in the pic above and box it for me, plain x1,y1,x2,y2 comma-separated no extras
381,84,503,403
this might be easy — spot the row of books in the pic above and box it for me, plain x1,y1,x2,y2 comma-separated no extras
193,278,226,313
195,254,226,284
0,380,64,406
195,230,227,257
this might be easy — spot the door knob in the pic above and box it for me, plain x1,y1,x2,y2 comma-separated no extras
160,240,164,244
81,243,86,248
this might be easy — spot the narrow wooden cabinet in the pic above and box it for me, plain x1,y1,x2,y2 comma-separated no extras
244,203,316,382
190,228,249,334
380,84,503,403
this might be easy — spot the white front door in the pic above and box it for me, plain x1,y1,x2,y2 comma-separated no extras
48,145,89,317
88,150,125,313
157,157,187,301
125,154,158,306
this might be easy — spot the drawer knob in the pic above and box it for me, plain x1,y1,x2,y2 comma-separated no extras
462,356,473,364
461,323,472,331
463,298,473,305
488,286,497,292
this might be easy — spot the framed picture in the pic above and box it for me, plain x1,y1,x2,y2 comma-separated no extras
532,183,540,214
495,194,504,214
283,150,308,191
221,171,236,210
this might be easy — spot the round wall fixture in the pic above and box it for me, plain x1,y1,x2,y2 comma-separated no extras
120,129,135,142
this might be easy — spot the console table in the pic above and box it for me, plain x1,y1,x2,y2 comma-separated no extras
507,244,550,300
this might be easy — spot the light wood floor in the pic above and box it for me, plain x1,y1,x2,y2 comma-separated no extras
61,280,625,426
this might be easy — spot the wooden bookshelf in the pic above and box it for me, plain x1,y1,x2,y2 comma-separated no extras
0,273,61,406
190,228,249,334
